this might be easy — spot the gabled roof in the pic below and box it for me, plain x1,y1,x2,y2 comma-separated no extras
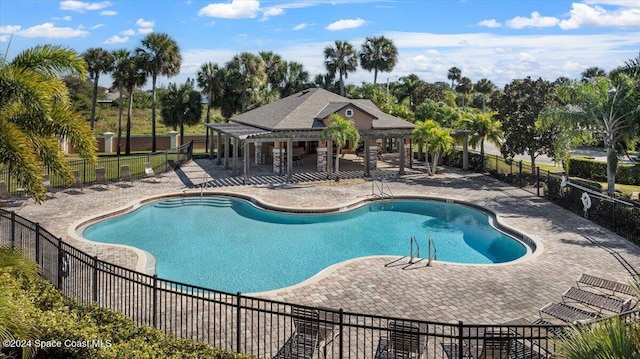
230,88,413,131
314,101,378,121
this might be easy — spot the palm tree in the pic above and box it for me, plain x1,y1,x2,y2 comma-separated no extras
456,76,474,107
197,62,219,153
413,120,453,175
159,79,203,141
474,78,497,113
136,32,182,152
0,44,97,202
447,67,462,89
116,53,147,155
324,40,358,96
359,36,398,85
82,47,113,130
259,51,286,92
581,66,607,82
226,52,268,112
111,49,129,156
212,67,241,122
395,74,425,111
321,114,360,179
461,112,503,171
281,61,311,97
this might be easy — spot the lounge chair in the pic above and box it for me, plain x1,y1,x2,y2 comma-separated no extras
539,302,599,324
374,321,426,359
143,162,160,182
95,168,109,187
70,170,83,191
273,307,327,359
576,274,635,297
0,181,10,200
562,287,635,314
42,174,53,191
477,328,514,359
120,165,133,184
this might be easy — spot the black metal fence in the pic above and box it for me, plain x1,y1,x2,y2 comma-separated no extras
9,208,640,359
0,141,193,194
444,151,640,245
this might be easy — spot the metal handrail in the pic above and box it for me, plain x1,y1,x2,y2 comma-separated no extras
427,236,437,266
200,171,209,197
409,236,420,263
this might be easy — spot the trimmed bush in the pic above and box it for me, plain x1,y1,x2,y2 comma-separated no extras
569,158,640,185
0,264,255,359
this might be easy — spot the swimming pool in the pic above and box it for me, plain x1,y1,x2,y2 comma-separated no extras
82,196,530,293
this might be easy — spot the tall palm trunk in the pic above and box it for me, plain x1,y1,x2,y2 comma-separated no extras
151,75,157,152
116,81,124,156
205,87,212,153
431,151,440,174
338,72,345,96
606,146,617,195
125,91,134,155
90,74,99,130
480,139,485,172
335,146,342,178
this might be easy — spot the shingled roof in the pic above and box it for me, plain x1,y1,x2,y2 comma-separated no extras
230,88,414,131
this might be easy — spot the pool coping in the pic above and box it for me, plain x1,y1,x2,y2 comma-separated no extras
68,191,544,290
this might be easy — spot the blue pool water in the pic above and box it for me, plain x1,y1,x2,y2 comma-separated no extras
83,197,528,293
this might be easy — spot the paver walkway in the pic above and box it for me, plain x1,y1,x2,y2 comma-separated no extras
13,158,640,324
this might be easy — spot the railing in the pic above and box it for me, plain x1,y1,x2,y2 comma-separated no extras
443,150,640,245
409,235,420,264
5,208,619,358
371,178,394,210
427,236,437,267
0,141,193,194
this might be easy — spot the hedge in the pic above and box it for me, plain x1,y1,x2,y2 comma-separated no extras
569,158,640,186
0,262,256,359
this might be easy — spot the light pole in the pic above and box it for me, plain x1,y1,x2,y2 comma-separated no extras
386,75,399,105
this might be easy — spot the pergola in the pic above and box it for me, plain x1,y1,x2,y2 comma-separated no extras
206,123,416,181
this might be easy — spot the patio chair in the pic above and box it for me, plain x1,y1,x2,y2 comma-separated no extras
477,328,515,359
143,162,163,182
95,168,109,187
273,307,339,359
374,321,426,359
539,302,599,324
42,174,53,193
120,165,133,184
0,181,10,200
562,287,635,314
70,170,83,191
576,273,635,297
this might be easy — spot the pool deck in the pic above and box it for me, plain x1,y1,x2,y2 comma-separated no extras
12,157,640,324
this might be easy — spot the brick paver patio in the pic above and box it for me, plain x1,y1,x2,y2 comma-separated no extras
13,157,640,325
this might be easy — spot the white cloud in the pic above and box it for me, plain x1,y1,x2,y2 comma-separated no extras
90,24,104,30
478,19,501,28
103,35,128,44
584,0,640,7
16,23,89,38
261,7,284,21
60,0,112,12
559,3,640,30
0,25,22,33
326,18,365,31
198,0,260,19
0,35,9,42
562,61,582,71
293,23,307,30
121,29,136,36
517,52,537,62
63,15,73,21
135,18,155,28
138,27,154,34
426,49,440,55
101,10,117,16
507,11,560,29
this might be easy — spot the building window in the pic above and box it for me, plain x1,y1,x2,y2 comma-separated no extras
345,108,354,118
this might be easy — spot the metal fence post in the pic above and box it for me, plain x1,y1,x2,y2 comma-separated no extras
35,223,40,265
153,275,158,328
547,170,551,200
458,321,464,359
519,161,522,175
92,256,98,303
338,308,344,359
612,200,616,232
536,167,540,196
236,292,242,353
10,211,15,249
57,238,63,290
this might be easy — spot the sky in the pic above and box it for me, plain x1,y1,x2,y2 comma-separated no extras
1,0,639,90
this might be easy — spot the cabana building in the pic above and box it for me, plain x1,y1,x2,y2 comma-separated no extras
206,88,417,181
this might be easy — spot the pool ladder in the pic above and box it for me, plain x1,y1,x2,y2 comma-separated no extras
200,171,212,197
427,236,437,266
409,236,420,264
371,178,393,209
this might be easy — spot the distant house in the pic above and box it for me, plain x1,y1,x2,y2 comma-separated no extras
206,88,415,181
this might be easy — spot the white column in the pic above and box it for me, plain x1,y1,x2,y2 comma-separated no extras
103,132,114,153
169,130,178,150
368,145,378,170
273,148,284,174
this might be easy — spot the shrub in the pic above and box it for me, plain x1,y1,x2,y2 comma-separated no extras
0,263,256,359
569,158,640,185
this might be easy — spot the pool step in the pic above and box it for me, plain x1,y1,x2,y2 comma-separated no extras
153,197,235,208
